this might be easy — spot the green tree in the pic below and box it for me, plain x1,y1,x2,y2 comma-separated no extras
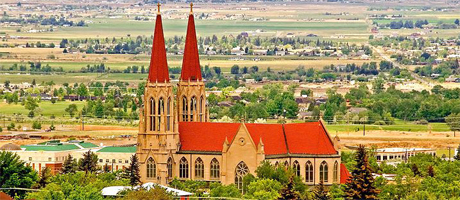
61,154,78,174
372,78,385,94
427,165,435,177
0,151,38,198
446,113,460,136
76,83,89,98
32,121,42,130
411,163,421,177
35,167,52,188
65,104,78,117
24,95,39,117
313,180,331,200
128,155,141,187
79,150,98,174
209,182,242,198
344,145,379,199
244,179,282,200
279,175,300,199
26,171,129,200
231,65,240,74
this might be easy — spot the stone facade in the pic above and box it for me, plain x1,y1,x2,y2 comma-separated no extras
136,5,348,188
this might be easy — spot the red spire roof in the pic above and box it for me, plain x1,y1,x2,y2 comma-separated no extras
340,163,351,184
180,13,202,81
148,13,169,83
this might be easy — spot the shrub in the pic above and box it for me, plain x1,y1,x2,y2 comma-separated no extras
32,121,42,130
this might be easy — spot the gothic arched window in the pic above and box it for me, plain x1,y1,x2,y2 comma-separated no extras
158,97,164,131
199,96,204,122
167,97,171,131
167,157,173,178
210,158,220,179
235,161,249,192
333,161,339,183
180,157,189,179
320,161,328,183
147,157,156,178
182,96,188,121
306,161,313,183
293,160,301,177
149,98,155,131
195,157,204,179
190,96,196,122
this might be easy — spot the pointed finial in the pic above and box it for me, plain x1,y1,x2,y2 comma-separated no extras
157,2,161,14
190,2,193,14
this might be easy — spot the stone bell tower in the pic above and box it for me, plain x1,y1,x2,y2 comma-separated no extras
137,3,179,185
177,3,209,123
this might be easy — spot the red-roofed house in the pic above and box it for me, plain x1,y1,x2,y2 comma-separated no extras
137,3,347,189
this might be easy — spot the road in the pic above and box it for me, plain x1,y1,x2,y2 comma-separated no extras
372,46,433,88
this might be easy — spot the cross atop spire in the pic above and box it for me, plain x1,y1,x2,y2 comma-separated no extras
190,2,193,14
157,2,161,14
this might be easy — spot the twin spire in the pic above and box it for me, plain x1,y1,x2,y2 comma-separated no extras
148,3,201,83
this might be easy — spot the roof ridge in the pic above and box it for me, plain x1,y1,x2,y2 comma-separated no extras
281,124,290,154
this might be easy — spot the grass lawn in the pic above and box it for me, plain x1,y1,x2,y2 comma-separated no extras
0,101,86,117
325,121,450,133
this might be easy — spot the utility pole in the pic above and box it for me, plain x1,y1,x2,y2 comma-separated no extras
363,123,366,136
80,112,84,131
449,147,452,162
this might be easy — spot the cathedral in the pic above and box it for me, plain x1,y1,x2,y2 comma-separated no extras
136,4,350,189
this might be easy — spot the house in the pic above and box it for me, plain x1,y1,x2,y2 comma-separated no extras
253,49,268,56
275,50,286,56
230,47,245,56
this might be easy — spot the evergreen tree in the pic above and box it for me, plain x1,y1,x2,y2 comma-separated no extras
411,164,421,177
279,175,300,199
79,150,98,174
313,180,330,200
344,145,379,199
427,165,435,177
103,163,111,173
35,167,52,188
128,154,141,187
61,154,77,174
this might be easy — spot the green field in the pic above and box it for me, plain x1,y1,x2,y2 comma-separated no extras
0,101,86,117
325,121,451,133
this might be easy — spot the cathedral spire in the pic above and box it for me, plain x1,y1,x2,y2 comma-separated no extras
180,3,202,81
148,3,169,83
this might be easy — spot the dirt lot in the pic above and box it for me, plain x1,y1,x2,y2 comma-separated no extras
337,130,460,150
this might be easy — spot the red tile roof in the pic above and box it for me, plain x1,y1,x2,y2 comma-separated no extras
245,123,288,155
283,122,337,155
0,192,13,200
148,14,169,83
180,14,202,81
340,163,351,184
178,121,337,156
179,122,240,152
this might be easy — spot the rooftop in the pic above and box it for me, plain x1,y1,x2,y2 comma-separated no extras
97,146,137,153
20,140,99,151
